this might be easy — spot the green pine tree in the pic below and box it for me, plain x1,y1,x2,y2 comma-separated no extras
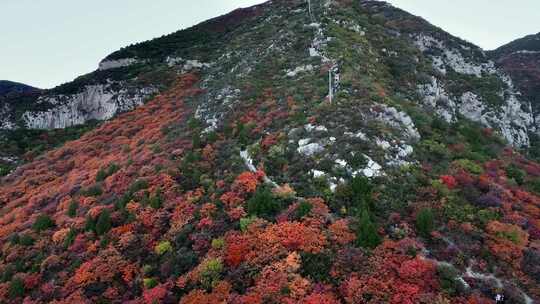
32,214,55,232
351,176,374,212
95,210,112,236
67,200,78,218
416,208,435,238
149,187,163,209
356,208,381,249
247,187,280,218
8,278,25,299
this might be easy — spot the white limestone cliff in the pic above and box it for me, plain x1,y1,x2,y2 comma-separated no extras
22,84,155,129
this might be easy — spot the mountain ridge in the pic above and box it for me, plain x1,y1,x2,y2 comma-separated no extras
490,32,540,57
1,1,538,146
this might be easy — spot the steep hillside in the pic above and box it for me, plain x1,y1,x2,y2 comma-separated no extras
0,4,265,132
1,0,540,303
0,2,266,175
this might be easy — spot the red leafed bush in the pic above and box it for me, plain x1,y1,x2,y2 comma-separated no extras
220,191,244,208
23,273,41,290
226,206,247,220
236,221,327,266
180,281,232,303
328,219,356,245
390,283,421,304
269,222,327,253
199,203,217,218
454,170,474,186
302,291,340,304
397,257,438,289
142,284,168,304
340,275,390,303
72,249,128,286
440,175,458,189
523,163,540,177
232,171,265,194
225,233,250,267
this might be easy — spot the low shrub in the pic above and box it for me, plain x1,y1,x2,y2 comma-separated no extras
32,214,55,232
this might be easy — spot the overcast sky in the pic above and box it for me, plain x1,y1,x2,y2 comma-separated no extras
1,0,538,89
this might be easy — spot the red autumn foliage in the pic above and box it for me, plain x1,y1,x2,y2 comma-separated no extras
302,292,341,304
23,273,41,290
261,133,280,150
485,221,529,265
340,275,391,303
225,233,250,267
338,239,439,304
180,281,232,304
220,191,245,208
72,249,128,287
397,256,438,289
142,284,168,304
454,169,474,186
440,175,458,189
328,219,356,245
232,171,265,194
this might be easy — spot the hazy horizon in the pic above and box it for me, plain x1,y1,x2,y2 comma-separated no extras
1,0,538,89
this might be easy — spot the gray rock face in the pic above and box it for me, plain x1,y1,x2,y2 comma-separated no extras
413,34,536,147
297,141,325,156
373,104,420,141
0,104,15,130
98,58,138,71
22,84,155,129
1,54,156,131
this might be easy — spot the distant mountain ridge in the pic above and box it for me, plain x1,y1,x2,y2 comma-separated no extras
0,80,39,96
490,32,540,57
489,32,540,136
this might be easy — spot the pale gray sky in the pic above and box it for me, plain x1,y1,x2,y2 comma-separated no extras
1,0,538,89
387,0,540,50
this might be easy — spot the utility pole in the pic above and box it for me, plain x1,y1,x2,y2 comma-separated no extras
328,68,333,103
307,0,314,22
